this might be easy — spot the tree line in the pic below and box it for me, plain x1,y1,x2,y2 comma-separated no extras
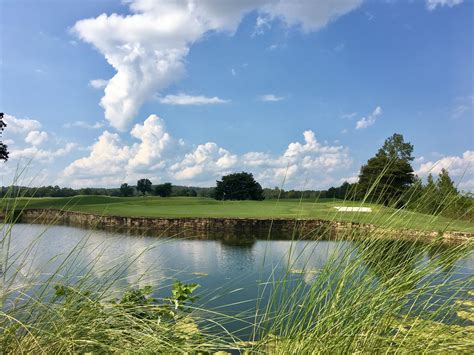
0,183,215,199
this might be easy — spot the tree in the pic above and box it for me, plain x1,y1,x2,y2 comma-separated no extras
420,173,438,213
357,133,415,206
380,133,414,162
0,113,9,162
436,169,460,217
214,172,264,200
120,183,134,197
437,169,457,197
137,178,152,195
154,183,172,197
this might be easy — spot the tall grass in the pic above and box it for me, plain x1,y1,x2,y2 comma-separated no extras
1,170,473,353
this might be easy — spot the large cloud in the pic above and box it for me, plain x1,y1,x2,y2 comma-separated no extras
61,115,180,186
417,151,473,178
170,142,238,183
62,131,132,180
3,114,41,134
3,114,77,164
62,114,352,188
25,131,49,146
73,0,362,130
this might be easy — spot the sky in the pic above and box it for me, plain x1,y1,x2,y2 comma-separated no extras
0,0,473,191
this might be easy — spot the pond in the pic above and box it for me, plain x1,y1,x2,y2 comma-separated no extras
3,223,473,339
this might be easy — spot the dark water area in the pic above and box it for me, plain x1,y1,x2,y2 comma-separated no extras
3,224,473,339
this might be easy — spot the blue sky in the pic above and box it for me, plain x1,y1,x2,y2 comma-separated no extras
1,0,472,190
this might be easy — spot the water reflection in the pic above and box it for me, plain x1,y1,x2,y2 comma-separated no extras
3,224,472,312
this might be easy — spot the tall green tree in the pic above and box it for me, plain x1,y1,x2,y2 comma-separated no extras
0,113,9,162
436,169,459,217
120,183,134,197
420,173,438,214
357,133,415,205
154,183,172,197
215,172,264,201
405,175,424,209
137,179,152,195
437,168,457,197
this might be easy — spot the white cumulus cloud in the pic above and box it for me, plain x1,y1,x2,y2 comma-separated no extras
62,114,352,189
10,143,76,163
73,0,362,131
417,151,473,178
62,131,132,181
2,113,77,165
170,142,238,182
25,131,49,146
128,114,176,170
3,114,42,134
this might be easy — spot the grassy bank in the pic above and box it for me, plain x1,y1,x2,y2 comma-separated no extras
2,195,473,232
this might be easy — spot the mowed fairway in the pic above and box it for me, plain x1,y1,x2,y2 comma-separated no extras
2,196,473,233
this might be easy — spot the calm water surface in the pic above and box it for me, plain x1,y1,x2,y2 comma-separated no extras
4,224,473,336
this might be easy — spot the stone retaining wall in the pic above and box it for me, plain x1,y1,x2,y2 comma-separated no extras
2,209,473,242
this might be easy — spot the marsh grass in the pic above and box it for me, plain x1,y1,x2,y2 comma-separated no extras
1,169,473,353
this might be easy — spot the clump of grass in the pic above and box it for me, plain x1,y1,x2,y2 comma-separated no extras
247,236,472,353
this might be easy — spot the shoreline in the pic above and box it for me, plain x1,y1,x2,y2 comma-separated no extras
2,208,473,242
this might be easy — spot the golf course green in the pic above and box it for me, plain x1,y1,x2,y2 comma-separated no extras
2,195,473,232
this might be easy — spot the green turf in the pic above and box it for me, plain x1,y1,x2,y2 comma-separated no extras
2,195,473,233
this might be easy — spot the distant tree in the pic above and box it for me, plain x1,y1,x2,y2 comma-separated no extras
137,178,152,195
154,183,172,197
357,133,415,206
188,189,197,197
420,173,438,213
437,169,457,197
263,186,283,199
120,183,134,197
327,187,337,198
426,173,436,192
0,113,9,162
215,172,264,201
436,169,460,216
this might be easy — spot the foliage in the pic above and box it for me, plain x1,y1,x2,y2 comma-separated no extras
172,186,198,197
0,184,211,198
119,183,134,197
215,172,264,201
406,169,474,221
1,279,205,353
357,133,415,206
137,178,152,195
154,182,173,197
0,112,9,162
169,280,199,310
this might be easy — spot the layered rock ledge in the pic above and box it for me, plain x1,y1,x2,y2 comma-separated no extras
2,208,472,242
